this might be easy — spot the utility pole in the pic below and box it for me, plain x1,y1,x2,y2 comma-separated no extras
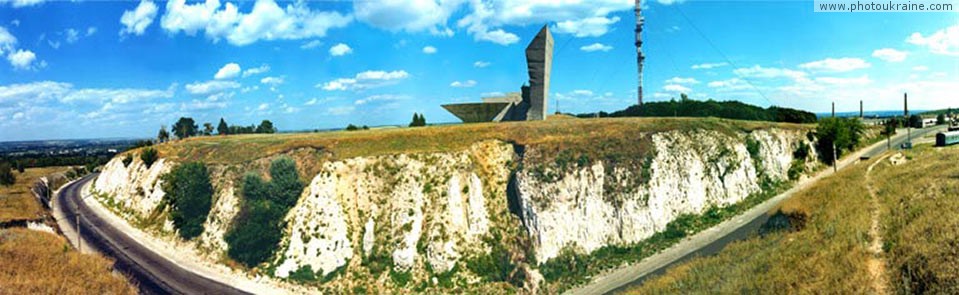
905,92,911,149
860,100,863,119
832,102,837,172
635,0,645,107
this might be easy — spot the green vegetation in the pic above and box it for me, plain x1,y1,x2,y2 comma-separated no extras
541,180,785,292
160,162,214,240
217,118,229,135
225,157,304,268
157,125,170,143
409,113,427,127
814,117,865,165
0,162,14,186
122,154,133,168
172,117,199,139
581,95,817,124
140,148,158,168
464,232,516,283
345,124,369,131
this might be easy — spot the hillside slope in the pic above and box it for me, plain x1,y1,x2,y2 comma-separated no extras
90,117,819,293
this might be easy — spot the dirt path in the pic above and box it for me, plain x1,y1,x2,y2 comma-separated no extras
865,155,890,295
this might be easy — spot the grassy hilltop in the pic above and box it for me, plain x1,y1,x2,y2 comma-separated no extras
147,117,811,168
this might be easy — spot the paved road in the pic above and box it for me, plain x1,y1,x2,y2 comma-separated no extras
55,174,248,295
567,126,948,295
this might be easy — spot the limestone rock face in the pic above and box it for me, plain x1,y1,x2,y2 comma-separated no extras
515,129,815,262
94,156,171,218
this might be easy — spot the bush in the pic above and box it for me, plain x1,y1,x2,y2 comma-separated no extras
140,148,158,168
122,154,133,168
0,162,15,186
815,118,865,165
225,157,304,268
161,162,214,240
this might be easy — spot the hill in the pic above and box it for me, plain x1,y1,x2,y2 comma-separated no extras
95,117,821,293
576,97,817,124
628,144,959,293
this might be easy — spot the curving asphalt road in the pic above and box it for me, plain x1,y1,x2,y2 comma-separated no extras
55,174,249,295
566,126,948,295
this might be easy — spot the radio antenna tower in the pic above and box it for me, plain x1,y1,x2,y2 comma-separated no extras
635,0,645,107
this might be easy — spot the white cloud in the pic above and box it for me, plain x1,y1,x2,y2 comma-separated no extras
665,77,699,84
0,26,17,55
907,24,959,56
7,49,37,70
242,64,269,77
734,65,809,82
329,43,352,56
707,78,751,91
798,57,870,72
450,80,477,88
457,0,632,45
185,80,241,95
814,75,872,86
552,16,620,37
260,76,284,85
473,61,490,68
691,62,728,70
319,70,410,91
354,94,409,105
120,0,158,36
422,45,437,54
3,0,44,8
214,62,241,80
657,0,686,5
300,39,322,49
912,65,928,71
353,0,462,36
580,43,612,52
872,48,908,62
65,28,79,43
86,27,97,36
663,84,692,93
159,0,353,46
326,106,354,115
257,103,269,111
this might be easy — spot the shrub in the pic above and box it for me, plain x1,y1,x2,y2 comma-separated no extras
161,162,214,240
225,157,304,268
815,118,864,165
140,148,158,168
0,162,15,186
287,265,317,283
122,154,133,168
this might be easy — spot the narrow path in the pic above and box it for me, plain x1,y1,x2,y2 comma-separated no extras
865,155,890,295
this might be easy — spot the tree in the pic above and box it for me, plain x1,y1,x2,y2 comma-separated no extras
815,118,865,165
0,162,15,186
937,113,946,125
15,161,24,173
217,118,229,135
161,162,214,240
908,115,923,128
256,120,276,134
346,124,360,131
203,122,214,136
409,113,427,127
883,117,899,136
158,125,170,143
172,117,198,139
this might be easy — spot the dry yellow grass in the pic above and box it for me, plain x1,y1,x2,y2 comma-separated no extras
626,154,877,293
144,117,810,166
627,145,959,294
0,228,136,294
0,166,69,223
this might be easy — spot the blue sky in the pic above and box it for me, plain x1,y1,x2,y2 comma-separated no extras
0,0,957,141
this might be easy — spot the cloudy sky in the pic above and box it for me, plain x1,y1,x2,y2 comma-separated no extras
0,0,957,141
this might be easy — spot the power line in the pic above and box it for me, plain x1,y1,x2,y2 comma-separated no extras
672,5,776,107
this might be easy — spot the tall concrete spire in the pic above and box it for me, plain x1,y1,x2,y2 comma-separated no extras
525,25,553,121
635,0,645,106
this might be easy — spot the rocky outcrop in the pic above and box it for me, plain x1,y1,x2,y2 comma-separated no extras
92,126,816,292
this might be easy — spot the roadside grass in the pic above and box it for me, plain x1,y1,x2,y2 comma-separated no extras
874,145,959,293
148,117,810,166
0,166,70,222
626,156,876,293
0,228,136,294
